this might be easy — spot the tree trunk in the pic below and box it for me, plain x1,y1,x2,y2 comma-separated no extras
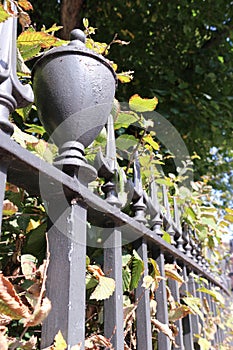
60,0,85,39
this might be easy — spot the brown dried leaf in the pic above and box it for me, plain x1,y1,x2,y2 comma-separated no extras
0,332,8,350
169,305,192,322
3,199,18,216
85,334,113,349
5,183,20,193
151,318,175,343
20,335,37,349
24,297,51,327
19,11,31,30
165,264,184,287
0,274,31,319
0,313,12,326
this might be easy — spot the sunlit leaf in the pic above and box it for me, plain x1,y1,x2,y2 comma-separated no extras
52,330,67,350
142,275,154,289
18,0,33,11
117,71,134,83
114,112,139,130
143,134,159,150
0,4,10,23
197,287,225,305
90,276,115,300
85,273,98,290
21,254,37,279
25,123,46,136
129,94,158,112
198,337,211,350
183,296,204,321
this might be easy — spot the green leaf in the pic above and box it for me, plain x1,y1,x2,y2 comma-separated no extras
16,104,33,122
0,4,10,23
122,267,131,292
162,231,171,244
148,258,161,279
22,222,47,262
130,250,144,290
116,134,138,151
115,112,139,130
129,94,158,112
197,287,225,305
90,276,115,300
86,273,98,290
25,123,46,136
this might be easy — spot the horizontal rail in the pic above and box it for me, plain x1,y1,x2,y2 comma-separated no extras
0,130,229,295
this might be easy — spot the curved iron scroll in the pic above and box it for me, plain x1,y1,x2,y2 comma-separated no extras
0,2,33,135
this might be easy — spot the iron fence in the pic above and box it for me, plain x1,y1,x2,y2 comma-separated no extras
0,4,231,350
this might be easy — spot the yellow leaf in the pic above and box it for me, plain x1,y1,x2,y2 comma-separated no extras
143,134,159,150
26,219,41,233
129,94,158,112
90,276,115,301
18,0,33,10
142,275,154,289
18,29,58,49
83,18,89,28
117,71,134,83
0,4,10,23
53,331,67,350
198,337,211,350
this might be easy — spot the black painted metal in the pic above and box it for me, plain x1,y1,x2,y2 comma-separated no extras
0,10,231,349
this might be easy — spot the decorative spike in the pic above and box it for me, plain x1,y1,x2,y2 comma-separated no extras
0,1,33,135
150,180,163,237
189,231,197,262
132,152,147,224
173,197,184,252
94,114,121,207
162,185,175,245
106,114,118,173
182,224,192,258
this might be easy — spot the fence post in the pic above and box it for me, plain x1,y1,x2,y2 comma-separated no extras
95,115,124,349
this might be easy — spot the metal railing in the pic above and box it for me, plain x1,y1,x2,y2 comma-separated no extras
0,4,231,350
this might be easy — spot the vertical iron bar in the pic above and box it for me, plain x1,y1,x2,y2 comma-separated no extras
103,227,124,349
41,194,87,349
180,266,195,350
134,237,153,350
0,160,8,233
132,154,152,350
96,115,124,349
153,248,171,350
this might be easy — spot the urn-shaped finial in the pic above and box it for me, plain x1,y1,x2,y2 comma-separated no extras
32,29,117,181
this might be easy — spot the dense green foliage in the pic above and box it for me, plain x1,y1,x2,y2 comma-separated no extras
28,0,233,202
80,0,233,202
